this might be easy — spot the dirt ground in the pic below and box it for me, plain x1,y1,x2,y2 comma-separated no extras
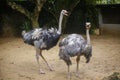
0,35,120,80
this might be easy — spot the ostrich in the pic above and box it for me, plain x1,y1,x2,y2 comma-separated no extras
59,22,92,79
22,10,68,74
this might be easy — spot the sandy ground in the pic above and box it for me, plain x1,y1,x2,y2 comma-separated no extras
0,35,120,80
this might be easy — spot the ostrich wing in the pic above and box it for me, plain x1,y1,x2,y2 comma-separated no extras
59,34,85,57
32,28,60,50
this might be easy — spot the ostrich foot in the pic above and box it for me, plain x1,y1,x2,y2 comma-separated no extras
39,69,45,74
75,72,80,78
50,67,54,71
49,68,54,71
67,73,71,80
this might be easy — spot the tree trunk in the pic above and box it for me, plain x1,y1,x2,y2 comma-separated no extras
31,18,39,28
7,0,46,29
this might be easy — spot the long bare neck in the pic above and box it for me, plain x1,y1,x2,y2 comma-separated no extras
58,13,63,34
86,28,91,45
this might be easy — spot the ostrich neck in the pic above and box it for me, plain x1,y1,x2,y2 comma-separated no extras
86,29,91,45
58,13,63,34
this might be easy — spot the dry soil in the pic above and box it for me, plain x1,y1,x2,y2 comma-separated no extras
0,35,120,80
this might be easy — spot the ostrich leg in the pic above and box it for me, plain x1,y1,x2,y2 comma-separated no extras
39,50,53,71
76,56,80,77
67,65,71,80
36,48,45,74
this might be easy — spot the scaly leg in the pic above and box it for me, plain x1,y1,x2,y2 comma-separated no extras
36,48,45,74
39,50,53,71
76,56,80,77
67,65,71,80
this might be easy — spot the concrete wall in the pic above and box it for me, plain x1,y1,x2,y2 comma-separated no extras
98,5,120,36
100,24,120,36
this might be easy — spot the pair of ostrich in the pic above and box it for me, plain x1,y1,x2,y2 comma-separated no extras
22,10,92,78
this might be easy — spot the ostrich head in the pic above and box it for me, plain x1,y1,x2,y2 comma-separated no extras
85,22,91,45
86,22,91,29
61,10,68,16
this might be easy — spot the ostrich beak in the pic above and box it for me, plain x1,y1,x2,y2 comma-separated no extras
64,11,69,16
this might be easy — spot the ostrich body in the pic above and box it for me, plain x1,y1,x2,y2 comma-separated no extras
22,10,68,74
59,22,92,78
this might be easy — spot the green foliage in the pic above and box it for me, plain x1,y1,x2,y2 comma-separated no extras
7,0,26,2
5,0,106,35
42,0,81,30
87,5,99,28
96,0,120,4
83,0,99,34
1,10,28,37
65,0,99,34
22,20,32,31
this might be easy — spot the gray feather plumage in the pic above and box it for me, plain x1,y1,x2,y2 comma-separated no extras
59,34,85,56
59,34,92,65
22,27,60,50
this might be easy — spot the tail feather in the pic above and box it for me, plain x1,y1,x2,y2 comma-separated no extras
21,30,26,36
